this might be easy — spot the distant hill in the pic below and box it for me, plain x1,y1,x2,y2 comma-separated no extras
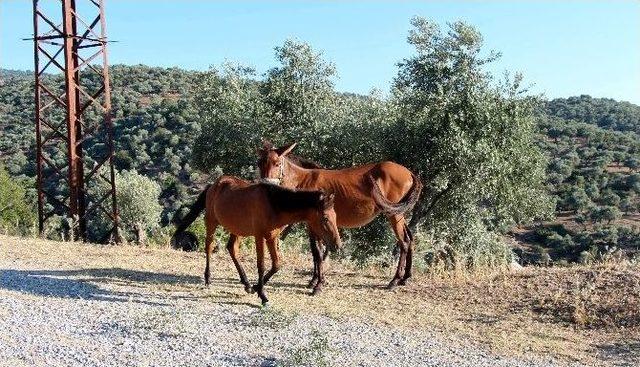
0,65,203,224
0,69,33,80
546,95,640,135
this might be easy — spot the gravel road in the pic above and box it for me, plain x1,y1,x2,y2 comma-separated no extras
0,239,583,367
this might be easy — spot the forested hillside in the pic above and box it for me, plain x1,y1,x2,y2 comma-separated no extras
1,20,638,266
0,65,202,225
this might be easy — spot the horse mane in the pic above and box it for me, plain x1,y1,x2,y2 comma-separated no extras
287,154,323,169
260,182,323,213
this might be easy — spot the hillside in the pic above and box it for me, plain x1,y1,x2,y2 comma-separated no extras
525,109,640,263
0,66,202,224
546,95,640,135
1,65,639,262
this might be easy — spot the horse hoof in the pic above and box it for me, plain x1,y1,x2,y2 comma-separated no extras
245,285,254,294
387,279,399,289
399,278,410,286
261,301,270,309
311,287,322,296
252,284,260,294
307,279,318,289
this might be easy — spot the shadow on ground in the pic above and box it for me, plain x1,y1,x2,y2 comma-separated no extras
0,268,201,305
596,339,640,365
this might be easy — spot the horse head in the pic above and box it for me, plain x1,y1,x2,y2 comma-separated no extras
308,191,342,252
256,140,297,185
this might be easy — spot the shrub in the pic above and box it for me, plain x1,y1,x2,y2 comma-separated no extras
280,329,331,367
589,206,622,224
114,170,163,244
344,216,395,268
0,166,35,235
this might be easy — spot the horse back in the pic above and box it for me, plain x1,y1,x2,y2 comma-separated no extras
300,161,415,227
310,161,413,199
207,177,274,236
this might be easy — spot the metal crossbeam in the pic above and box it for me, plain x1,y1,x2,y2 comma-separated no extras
32,0,119,242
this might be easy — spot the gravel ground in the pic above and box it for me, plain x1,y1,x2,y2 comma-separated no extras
0,267,574,367
0,237,589,367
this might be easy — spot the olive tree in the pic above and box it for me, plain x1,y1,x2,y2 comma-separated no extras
260,39,344,162
192,63,268,176
0,165,35,235
192,41,341,176
388,18,553,268
115,170,163,244
567,187,591,213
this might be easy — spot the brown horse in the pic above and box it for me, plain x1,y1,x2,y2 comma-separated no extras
172,176,342,305
257,141,422,291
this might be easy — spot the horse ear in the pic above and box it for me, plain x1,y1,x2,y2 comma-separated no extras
262,139,274,150
276,142,297,157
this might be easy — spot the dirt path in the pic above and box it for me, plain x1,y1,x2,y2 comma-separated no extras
0,235,636,366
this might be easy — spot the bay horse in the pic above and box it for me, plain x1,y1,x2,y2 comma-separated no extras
257,141,422,291
172,176,341,306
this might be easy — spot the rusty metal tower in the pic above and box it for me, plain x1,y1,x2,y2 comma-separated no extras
31,0,119,241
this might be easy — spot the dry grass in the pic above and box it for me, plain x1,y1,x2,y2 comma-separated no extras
1,234,639,366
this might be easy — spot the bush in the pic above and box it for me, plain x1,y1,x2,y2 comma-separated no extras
114,170,163,244
589,206,622,224
343,216,395,268
422,212,515,271
0,166,35,235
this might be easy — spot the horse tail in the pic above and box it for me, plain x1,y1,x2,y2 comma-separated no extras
370,173,423,216
172,184,211,240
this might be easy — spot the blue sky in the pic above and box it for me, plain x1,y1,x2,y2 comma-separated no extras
2,1,639,104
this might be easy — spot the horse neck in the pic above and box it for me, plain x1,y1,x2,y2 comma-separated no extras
274,208,313,228
263,185,319,227
283,159,312,187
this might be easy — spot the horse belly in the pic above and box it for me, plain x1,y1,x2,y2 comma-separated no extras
214,205,258,237
218,218,255,236
336,201,379,228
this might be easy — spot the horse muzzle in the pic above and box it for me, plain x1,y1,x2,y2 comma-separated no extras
324,236,342,252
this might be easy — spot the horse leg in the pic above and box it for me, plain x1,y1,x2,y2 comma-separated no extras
320,242,330,286
310,237,325,295
204,216,218,286
387,214,410,289
307,234,320,288
262,237,281,285
252,237,269,306
307,235,330,289
226,234,252,293
280,224,294,241
400,224,415,286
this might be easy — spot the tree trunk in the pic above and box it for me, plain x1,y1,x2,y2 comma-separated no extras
135,223,146,245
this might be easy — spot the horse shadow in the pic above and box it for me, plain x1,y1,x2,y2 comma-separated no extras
596,339,640,365
0,268,202,306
